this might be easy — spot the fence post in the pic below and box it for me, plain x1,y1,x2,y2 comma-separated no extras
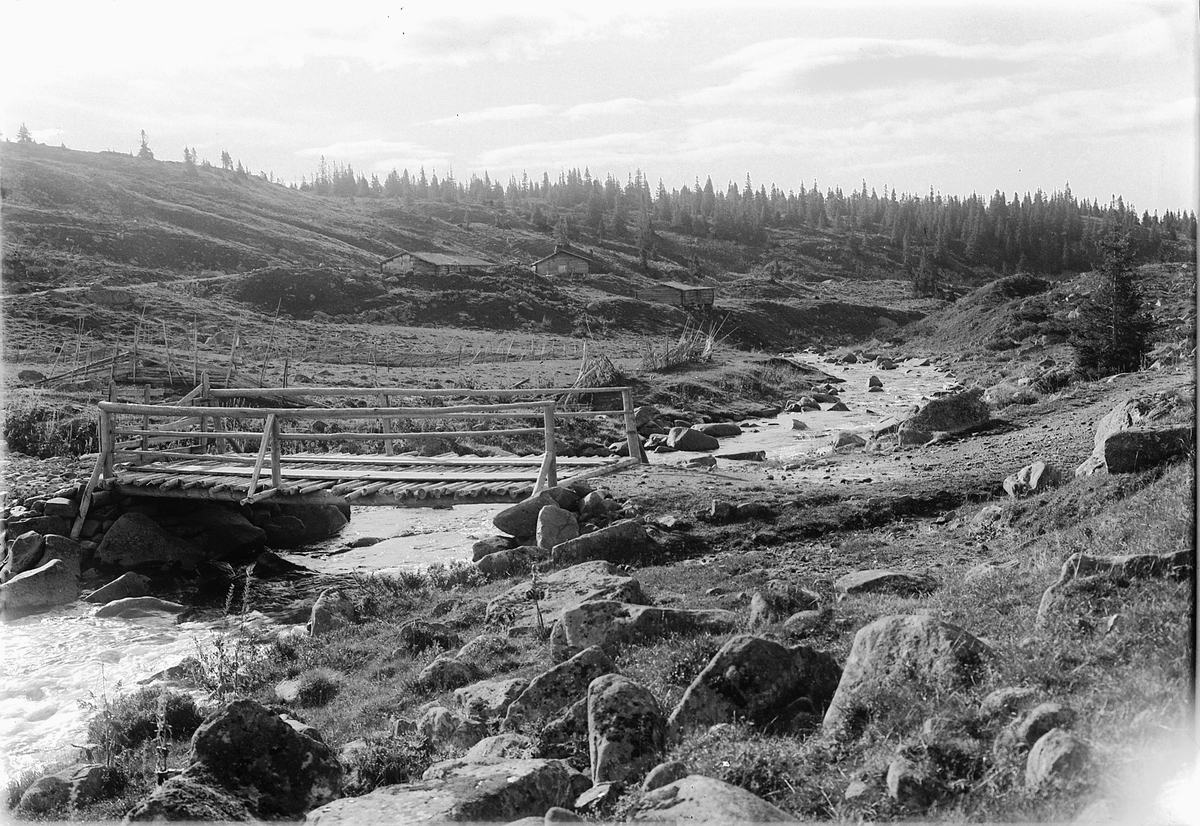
380,393,394,456
141,385,151,453
621,388,647,463
199,372,211,453
535,401,558,491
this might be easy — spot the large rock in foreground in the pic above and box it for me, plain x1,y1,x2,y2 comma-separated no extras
306,758,587,825
127,698,341,820
486,560,649,632
668,635,842,738
823,615,991,735
589,674,665,785
629,775,798,823
0,559,78,619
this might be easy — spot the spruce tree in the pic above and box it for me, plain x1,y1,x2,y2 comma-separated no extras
1070,232,1154,377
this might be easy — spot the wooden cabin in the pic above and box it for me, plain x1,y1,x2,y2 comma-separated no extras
381,251,496,276
531,244,593,276
636,281,715,309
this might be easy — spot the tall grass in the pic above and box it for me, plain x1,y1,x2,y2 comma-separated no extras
638,319,726,373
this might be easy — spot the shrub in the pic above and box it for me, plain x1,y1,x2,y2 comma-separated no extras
2,404,98,457
85,686,206,755
343,734,434,796
294,668,342,706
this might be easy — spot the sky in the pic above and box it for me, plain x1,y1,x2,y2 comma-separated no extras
3,0,1197,214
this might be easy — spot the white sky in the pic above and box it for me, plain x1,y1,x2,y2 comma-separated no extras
3,0,1197,213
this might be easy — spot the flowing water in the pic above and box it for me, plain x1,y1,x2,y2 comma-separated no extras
0,505,500,787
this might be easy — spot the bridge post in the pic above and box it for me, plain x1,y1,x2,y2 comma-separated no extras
621,388,647,463
535,401,558,491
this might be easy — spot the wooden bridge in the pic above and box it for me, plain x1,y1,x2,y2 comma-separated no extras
72,381,647,538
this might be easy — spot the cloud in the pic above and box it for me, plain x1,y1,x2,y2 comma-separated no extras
474,131,672,171
562,98,650,120
423,104,553,127
296,140,435,159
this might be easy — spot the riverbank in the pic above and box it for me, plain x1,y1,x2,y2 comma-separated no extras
2,354,1194,822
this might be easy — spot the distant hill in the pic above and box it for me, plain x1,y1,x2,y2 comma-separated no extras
1,143,1192,353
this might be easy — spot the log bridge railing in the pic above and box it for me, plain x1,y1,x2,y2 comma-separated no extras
72,380,647,538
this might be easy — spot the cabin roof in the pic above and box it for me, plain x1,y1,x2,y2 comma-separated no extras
532,245,594,265
382,251,494,267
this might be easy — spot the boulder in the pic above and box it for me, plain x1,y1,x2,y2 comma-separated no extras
833,431,867,449
43,497,78,518
128,698,341,820
641,760,689,793
309,588,356,636
504,645,616,731
262,515,308,548
826,401,850,412
124,772,253,822
3,531,46,580
557,601,738,655
471,535,515,562
536,696,590,760
980,686,1040,719
95,513,206,570
474,546,534,578
1013,702,1075,747
418,656,477,690
455,677,529,721
1103,425,1194,473
550,519,653,566
0,559,77,618
748,581,820,630
83,571,153,604
629,775,798,823
823,615,992,735
666,427,720,452
455,633,522,670
272,504,348,544
494,491,558,539
790,418,808,431
1025,728,1088,790
668,635,842,738
1036,550,1193,627
306,758,586,824
155,505,266,558
574,781,623,815
834,569,938,597
537,505,580,551
578,491,612,521
94,596,187,618
486,560,649,631
899,388,990,441
886,755,938,807
463,732,534,762
1003,460,1062,498
16,774,70,814
418,706,462,746
588,674,665,784
693,422,742,438
35,535,83,578
868,375,883,388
